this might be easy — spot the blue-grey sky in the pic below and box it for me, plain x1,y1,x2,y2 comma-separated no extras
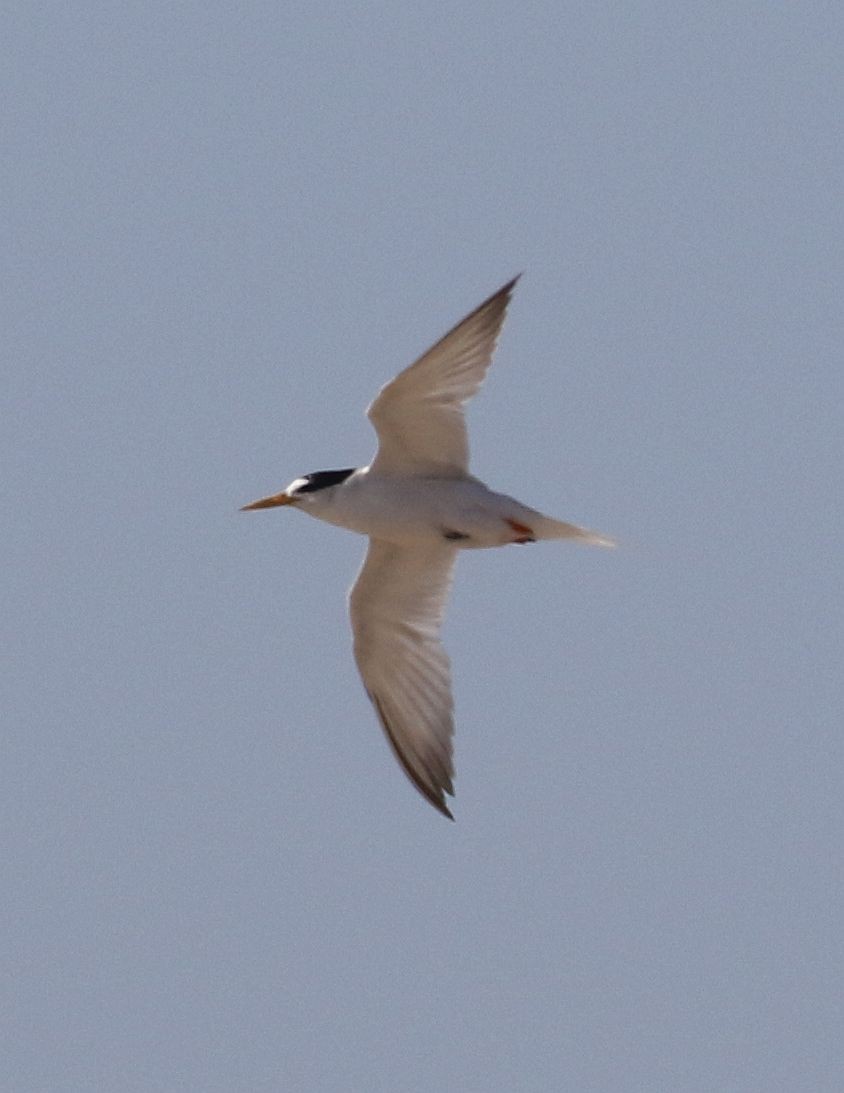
4,3,841,1090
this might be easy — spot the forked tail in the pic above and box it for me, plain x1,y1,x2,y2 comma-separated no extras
535,515,616,547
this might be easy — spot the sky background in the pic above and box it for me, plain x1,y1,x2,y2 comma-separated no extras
4,3,841,1090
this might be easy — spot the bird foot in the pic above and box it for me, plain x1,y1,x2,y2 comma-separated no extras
506,518,536,544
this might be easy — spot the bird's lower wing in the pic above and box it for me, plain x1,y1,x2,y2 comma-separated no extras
349,538,458,818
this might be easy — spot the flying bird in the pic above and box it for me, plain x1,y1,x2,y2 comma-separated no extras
242,277,613,818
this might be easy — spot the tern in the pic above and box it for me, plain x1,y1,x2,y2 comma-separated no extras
242,277,613,818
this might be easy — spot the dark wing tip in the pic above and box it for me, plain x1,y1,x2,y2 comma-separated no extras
476,273,521,314
370,692,455,821
436,275,521,345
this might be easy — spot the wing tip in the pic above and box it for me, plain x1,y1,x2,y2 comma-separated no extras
425,790,455,821
487,273,522,309
369,691,456,821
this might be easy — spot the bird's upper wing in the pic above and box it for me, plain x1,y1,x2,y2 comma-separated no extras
349,537,458,818
367,276,519,477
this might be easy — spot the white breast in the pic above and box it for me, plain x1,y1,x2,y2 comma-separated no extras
302,469,513,546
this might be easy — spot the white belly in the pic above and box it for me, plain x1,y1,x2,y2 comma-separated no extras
309,471,527,548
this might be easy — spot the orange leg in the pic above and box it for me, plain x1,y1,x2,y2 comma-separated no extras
506,518,536,544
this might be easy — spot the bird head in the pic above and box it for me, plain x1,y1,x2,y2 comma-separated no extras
241,468,357,511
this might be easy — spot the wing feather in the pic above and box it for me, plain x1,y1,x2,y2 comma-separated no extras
367,277,519,477
349,538,458,818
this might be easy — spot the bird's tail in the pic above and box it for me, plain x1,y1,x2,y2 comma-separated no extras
534,514,616,547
